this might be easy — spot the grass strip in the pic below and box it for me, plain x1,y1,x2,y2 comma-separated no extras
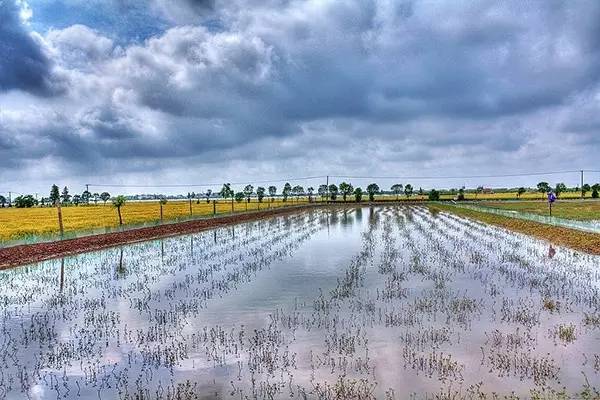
431,203,600,255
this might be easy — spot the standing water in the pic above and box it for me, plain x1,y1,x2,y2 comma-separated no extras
0,206,599,399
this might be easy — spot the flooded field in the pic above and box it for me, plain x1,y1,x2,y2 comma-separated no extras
0,205,599,399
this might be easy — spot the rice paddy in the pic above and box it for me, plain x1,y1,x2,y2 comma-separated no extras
0,205,599,399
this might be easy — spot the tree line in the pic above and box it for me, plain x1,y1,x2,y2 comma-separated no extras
1,180,599,209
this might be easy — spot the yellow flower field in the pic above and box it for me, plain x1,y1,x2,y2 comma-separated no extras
0,199,308,242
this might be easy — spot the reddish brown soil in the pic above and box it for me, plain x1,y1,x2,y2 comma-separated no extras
0,205,317,270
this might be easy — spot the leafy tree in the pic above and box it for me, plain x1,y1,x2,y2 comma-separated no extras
418,187,424,196
339,182,354,202
93,193,100,205
517,187,526,198
307,187,314,202
282,183,292,201
50,184,60,205
366,183,379,202
328,184,338,201
14,195,37,208
428,189,440,201
582,184,591,198
0,195,5,208
205,189,212,203
457,187,465,201
61,186,71,204
112,195,127,225
72,194,82,206
220,183,233,202
537,182,550,198
404,184,413,199
353,187,363,202
243,185,254,203
292,185,304,202
268,186,277,202
81,190,91,204
554,182,567,198
592,184,600,199
391,184,403,200
235,192,245,202
100,192,111,205
256,187,266,202
318,184,328,200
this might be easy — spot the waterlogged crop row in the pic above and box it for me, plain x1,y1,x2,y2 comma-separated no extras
0,206,599,399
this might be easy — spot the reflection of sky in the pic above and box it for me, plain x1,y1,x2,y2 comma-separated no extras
1,206,600,398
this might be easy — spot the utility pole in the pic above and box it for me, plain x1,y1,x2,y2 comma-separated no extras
581,170,584,199
86,184,89,193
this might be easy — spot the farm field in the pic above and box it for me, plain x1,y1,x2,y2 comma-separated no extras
0,191,592,243
0,205,599,398
0,199,309,243
480,200,600,221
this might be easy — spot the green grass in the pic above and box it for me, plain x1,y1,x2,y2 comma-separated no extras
480,200,600,221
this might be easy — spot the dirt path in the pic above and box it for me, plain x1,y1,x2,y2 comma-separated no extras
0,205,318,270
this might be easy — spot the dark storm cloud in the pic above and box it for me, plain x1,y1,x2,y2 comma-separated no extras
2,0,600,191
0,0,62,95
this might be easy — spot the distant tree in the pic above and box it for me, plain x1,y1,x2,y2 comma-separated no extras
307,187,314,202
353,187,363,202
366,183,379,202
592,184,600,199
72,194,82,206
268,186,277,202
205,189,213,203
283,183,292,202
339,182,354,202
404,184,413,199
537,182,550,199
159,197,168,221
418,187,424,196
517,187,526,198
582,184,591,198
428,189,440,201
292,185,304,202
328,184,338,201
50,184,60,205
256,187,266,203
0,195,5,208
554,182,567,198
93,192,100,205
391,184,403,201
100,192,111,205
81,190,91,204
318,184,328,200
112,195,127,225
220,183,233,205
235,192,245,202
61,186,71,204
14,195,37,208
457,187,465,201
243,185,254,203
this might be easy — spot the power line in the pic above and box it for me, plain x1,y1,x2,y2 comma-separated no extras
330,170,587,180
86,175,328,188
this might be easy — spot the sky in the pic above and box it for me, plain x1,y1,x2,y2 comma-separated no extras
1,0,600,196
